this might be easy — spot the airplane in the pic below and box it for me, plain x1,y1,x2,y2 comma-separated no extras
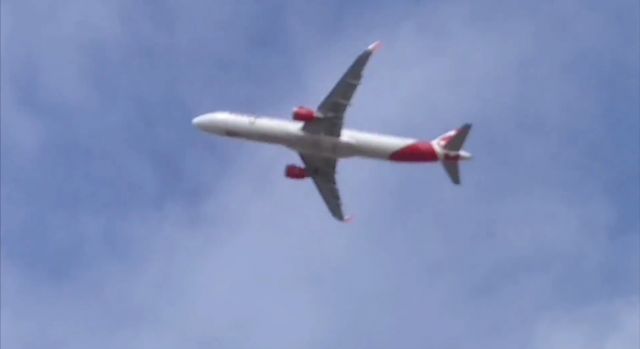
193,41,472,222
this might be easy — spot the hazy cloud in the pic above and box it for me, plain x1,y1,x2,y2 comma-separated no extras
2,0,638,348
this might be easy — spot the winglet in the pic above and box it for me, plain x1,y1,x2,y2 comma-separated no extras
343,215,354,224
367,41,382,53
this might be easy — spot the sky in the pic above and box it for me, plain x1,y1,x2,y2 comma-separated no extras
1,0,639,348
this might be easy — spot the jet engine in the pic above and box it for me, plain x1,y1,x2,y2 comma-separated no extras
292,106,319,122
285,164,309,179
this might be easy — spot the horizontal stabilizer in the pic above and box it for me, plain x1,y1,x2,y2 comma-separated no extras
442,160,460,185
439,123,472,185
443,123,472,151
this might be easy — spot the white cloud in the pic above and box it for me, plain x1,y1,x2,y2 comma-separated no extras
2,0,638,348
532,298,640,349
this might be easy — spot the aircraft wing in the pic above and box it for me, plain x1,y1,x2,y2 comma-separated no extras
299,153,349,222
302,41,381,137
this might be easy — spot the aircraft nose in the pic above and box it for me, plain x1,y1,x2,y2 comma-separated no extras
192,114,209,129
193,112,227,134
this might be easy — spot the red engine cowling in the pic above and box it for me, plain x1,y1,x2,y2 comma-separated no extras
285,165,309,179
292,106,318,122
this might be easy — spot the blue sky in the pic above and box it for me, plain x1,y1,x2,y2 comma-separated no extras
2,0,639,347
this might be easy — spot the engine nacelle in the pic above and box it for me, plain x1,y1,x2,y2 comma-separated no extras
292,106,319,122
285,164,309,179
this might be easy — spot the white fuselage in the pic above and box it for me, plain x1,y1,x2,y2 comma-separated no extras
193,111,435,161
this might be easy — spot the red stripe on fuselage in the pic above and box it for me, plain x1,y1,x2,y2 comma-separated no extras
389,142,439,162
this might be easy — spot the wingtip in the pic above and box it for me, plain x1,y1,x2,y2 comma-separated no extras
367,41,382,53
342,215,354,223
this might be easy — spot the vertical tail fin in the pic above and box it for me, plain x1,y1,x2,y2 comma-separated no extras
436,124,472,185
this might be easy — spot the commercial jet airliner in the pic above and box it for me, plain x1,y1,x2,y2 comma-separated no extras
193,41,472,222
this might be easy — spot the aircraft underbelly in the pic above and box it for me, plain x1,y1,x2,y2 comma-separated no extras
285,129,414,160
287,136,357,158
218,116,415,160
